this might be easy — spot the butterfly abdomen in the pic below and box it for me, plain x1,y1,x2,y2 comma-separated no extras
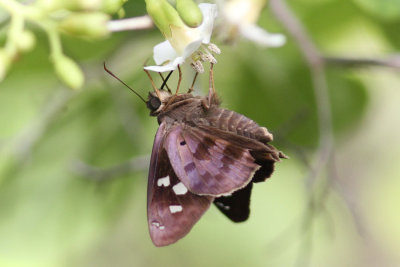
207,108,273,144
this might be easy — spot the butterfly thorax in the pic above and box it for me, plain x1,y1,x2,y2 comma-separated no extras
147,91,273,144
147,91,207,123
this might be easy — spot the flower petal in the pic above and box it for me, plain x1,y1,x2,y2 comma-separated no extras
239,24,286,47
181,39,203,59
144,55,185,72
145,4,218,72
153,40,178,65
197,3,218,44
144,64,176,72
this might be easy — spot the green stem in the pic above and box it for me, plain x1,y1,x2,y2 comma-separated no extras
44,24,63,59
0,0,62,58
0,0,45,22
0,0,24,55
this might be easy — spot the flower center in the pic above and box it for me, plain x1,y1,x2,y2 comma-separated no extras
190,43,221,73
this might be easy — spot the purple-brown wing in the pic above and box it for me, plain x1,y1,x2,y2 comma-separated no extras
147,122,213,247
165,124,260,196
196,124,286,183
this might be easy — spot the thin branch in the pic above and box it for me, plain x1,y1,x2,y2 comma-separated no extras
71,155,150,181
329,154,366,237
107,16,153,32
269,2,337,265
270,0,321,67
270,0,334,187
323,55,400,69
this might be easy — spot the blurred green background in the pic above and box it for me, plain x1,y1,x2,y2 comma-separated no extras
1,0,400,266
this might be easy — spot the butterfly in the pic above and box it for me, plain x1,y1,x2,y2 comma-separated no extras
104,63,286,246
143,64,287,246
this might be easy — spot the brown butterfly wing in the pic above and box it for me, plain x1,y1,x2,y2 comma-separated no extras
196,125,286,183
164,124,260,197
147,122,213,247
194,124,286,222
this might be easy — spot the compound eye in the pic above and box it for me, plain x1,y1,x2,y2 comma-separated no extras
148,96,161,111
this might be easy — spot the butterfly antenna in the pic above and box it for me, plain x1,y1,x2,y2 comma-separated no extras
175,65,182,95
143,69,162,99
103,63,146,103
159,71,173,93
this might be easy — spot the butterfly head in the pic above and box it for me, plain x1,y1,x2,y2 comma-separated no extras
146,90,172,116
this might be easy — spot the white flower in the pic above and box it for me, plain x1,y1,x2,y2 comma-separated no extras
220,0,286,47
144,3,219,73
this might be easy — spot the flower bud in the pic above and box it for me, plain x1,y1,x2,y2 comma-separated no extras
16,30,36,52
145,0,184,38
53,55,84,89
37,0,125,13
59,12,110,39
102,0,127,14
176,0,203,27
36,0,99,11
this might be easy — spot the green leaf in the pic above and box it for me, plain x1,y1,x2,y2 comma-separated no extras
353,0,400,21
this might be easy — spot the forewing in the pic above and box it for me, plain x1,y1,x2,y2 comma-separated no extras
165,124,260,196
214,182,253,222
148,123,213,247
198,125,286,183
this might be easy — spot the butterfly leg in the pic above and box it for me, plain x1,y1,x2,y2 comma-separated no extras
175,65,183,95
159,71,173,93
164,66,183,108
187,72,199,93
207,63,216,107
144,68,162,99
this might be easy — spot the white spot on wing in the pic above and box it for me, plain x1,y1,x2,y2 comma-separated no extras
215,202,230,210
152,221,165,230
169,205,183,213
157,176,170,187
173,182,188,195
